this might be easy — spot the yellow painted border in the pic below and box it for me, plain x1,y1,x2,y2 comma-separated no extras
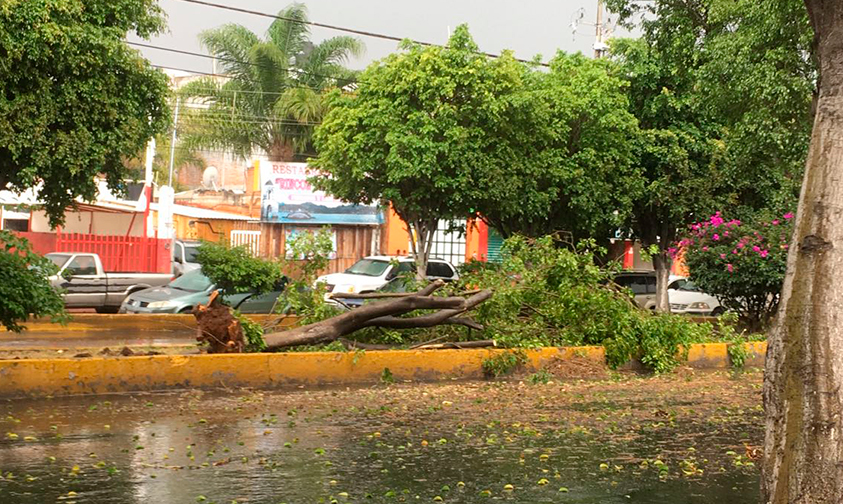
0,343,764,398
11,314,297,333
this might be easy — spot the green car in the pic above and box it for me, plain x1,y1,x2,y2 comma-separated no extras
119,270,287,314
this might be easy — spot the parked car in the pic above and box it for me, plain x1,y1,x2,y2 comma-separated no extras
120,270,288,314
316,256,459,298
612,271,686,310
46,252,173,313
172,240,201,277
668,279,724,316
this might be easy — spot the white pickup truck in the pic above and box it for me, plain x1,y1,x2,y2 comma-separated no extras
46,252,173,313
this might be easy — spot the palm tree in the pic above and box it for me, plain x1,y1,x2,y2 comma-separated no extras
179,3,364,162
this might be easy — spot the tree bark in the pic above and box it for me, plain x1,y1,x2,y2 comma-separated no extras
763,3,843,503
652,252,672,313
263,285,493,349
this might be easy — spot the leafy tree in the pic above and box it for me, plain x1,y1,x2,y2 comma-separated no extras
0,0,170,228
195,242,282,296
679,211,793,331
179,3,364,162
474,53,640,240
606,0,814,312
0,232,67,332
312,25,548,276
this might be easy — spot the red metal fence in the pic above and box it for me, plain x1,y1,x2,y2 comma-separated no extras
16,232,171,273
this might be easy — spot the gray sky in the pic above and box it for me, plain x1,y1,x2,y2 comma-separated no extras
129,0,632,73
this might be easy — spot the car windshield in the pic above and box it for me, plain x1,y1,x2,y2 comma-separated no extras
169,270,213,292
678,280,702,292
46,253,72,269
182,245,201,263
344,259,390,277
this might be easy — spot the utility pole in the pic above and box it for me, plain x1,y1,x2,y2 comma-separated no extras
594,0,606,58
167,97,180,187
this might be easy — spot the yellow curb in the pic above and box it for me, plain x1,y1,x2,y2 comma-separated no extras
0,343,764,398
8,314,298,334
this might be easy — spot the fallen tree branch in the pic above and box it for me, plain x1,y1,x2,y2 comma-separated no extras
362,290,492,330
415,340,496,349
264,291,468,349
330,280,445,300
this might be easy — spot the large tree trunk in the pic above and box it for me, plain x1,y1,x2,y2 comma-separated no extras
652,252,672,313
762,3,843,503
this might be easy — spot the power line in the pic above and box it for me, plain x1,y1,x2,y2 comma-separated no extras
130,41,357,86
174,0,550,67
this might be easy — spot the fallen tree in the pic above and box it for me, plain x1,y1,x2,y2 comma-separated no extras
192,280,493,352
263,281,492,349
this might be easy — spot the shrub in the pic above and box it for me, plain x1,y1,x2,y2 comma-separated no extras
0,231,67,332
195,241,282,295
678,211,792,331
460,235,710,372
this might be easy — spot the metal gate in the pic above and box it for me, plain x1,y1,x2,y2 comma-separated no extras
230,229,261,256
428,220,467,265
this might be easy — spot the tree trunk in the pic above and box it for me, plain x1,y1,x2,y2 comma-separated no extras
762,3,843,503
652,252,672,313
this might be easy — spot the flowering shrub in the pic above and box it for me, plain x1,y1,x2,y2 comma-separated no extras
678,212,793,331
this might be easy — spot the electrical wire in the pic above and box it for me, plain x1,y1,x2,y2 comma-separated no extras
173,0,550,67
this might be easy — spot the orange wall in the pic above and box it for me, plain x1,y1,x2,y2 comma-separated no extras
385,206,411,256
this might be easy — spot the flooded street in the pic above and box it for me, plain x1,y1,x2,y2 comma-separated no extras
0,369,763,503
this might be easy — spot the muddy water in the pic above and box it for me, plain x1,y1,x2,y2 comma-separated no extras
0,380,761,504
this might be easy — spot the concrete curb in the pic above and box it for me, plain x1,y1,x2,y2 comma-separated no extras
0,342,765,398
9,314,297,333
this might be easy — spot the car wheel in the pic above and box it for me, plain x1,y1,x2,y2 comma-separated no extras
711,307,725,316
95,306,120,314
178,307,193,314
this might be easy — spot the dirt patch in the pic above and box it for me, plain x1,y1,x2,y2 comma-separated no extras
540,354,610,379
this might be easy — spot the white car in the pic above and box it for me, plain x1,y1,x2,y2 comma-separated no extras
316,256,459,296
669,279,724,316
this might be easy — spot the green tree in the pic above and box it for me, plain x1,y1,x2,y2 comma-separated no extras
312,25,554,276
607,0,814,312
179,3,364,162
474,53,640,240
0,0,169,331
195,242,282,296
0,0,170,228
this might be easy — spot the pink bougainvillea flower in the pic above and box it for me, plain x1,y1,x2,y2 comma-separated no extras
732,249,738,254
720,253,727,260
727,264,734,273
724,231,730,237
772,220,780,226
737,242,745,249
712,233,720,241
710,212,725,227
783,212,794,220
760,250,769,258
783,244,789,250
753,245,761,253
702,246,709,252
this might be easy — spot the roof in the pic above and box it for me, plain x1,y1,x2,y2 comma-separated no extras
151,202,258,221
363,255,450,263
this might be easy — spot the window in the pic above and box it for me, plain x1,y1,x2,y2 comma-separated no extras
46,254,72,269
426,262,454,279
615,275,651,295
170,270,213,292
66,256,97,276
345,259,390,277
645,276,657,294
669,279,688,291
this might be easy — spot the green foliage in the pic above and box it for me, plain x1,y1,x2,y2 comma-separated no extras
461,235,710,373
606,0,813,296
380,367,395,385
0,0,170,228
529,369,553,385
179,3,363,161
195,242,282,296
681,212,792,331
280,228,342,323
0,232,67,332
233,311,267,353
482,350,528,378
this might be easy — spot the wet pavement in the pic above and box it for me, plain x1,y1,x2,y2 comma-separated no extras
0,372,763,503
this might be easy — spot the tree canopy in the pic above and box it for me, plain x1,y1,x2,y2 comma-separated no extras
179,3,364,162
0,0,170,228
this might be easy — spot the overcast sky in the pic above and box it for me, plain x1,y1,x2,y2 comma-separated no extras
129,0,634,74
